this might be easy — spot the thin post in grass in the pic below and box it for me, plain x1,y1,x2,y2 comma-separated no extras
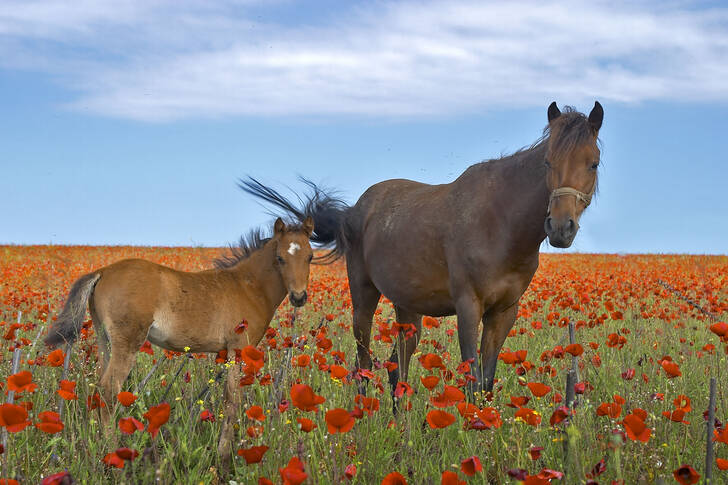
562,368,576,475
134,353,167,395
705,377,717,484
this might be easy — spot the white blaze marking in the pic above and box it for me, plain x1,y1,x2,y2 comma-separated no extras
288,242,301,255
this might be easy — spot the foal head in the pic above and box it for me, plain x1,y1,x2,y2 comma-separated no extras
272,216,314,307
543,101,603,248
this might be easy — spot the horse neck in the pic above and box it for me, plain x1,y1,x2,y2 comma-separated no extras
229,241,287,311
460,142,551,255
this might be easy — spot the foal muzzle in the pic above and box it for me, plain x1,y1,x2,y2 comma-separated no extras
290,290,307,307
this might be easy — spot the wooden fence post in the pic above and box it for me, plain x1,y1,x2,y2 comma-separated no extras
705,377,717,484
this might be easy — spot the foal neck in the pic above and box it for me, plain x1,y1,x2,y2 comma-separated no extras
229,240,287,311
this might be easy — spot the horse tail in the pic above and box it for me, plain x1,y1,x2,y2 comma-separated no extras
44,272,101,348
239,176,350,263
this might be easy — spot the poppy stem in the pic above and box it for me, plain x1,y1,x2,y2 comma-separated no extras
160,353,190,403
135,354,167,395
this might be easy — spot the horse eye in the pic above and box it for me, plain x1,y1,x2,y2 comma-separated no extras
276,256,285,265
590,162,599,170
544,159,551,168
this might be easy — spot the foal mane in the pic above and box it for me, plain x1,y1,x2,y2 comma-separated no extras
213,221,308,269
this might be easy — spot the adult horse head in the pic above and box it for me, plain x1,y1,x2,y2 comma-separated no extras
544,101,603,248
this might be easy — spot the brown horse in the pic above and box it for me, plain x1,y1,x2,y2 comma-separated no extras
241,101,603,398
44,217,314,467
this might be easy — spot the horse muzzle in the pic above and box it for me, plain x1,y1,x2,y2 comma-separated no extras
289,290,308,307
545,216,578,248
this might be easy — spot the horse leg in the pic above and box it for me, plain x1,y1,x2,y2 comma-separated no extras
90,300,110,381
98,323,145,429
349,260,381,394
218,350,242,474
480,304,518,394
455,294,484,398
387,306,422,391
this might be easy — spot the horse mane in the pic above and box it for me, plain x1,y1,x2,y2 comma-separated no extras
491,106,600,164
213,221,309,269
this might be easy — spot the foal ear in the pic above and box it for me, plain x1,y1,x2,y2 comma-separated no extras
588,101,604,133
274,217,286,235
547,102,561,123
302,216,315,237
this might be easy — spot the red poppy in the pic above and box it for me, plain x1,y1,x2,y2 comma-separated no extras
474,407,502,429
529,446,544,460
441,470,465,485
237,445,269,465
87,392,105,410
564,344,583,356
381,472,408,485
550,406,570,426
673,465,700,485
7,371,37,394
393,382,414,400
290,384,326,412
596,402,622,419
662,409,689,424
526,382,551,398
419,353,446,370
329,365,348,379
325,408,355,434
200,409,215,422
293,354,311,368
660,359,682,378
35,411,64,434
514,408,541,426
673,395,691,412
246,405,266,421
117,391,137,407
426,410,456,429
0,403,31,432
460,456,482,476
713,426,728,444
56,380,77,401
118,417,144,435
102,452,125,469
143,402,170,439
623,413,651,442
241,345,265,372
716,458,728,471
297,417,317,432
354,394,380,416
0,480,20,485
506,396,531,408
423,316,440,328
456,402,479,420
40,471,72,485
115,447,139,462
709,322,728,337
279,456,307,485
345,463,357,480
258,477,274,485
47,349,65,367
234,319,248,334
431,386,465,408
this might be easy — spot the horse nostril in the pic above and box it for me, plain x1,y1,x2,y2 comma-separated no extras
567,219,575,234
544,217,553,233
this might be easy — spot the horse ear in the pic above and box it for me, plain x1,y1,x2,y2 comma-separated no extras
302,216,315,237
547,102,561,123
588,101,604,133
274,217,285,235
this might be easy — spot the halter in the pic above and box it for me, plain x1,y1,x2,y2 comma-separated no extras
547,180,596,214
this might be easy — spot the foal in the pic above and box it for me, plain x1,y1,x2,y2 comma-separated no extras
45,217,314,466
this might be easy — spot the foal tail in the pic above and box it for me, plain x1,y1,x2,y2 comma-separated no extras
44,272,101,348
239,177,350,263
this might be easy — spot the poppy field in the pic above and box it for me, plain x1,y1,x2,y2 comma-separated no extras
1,245,727,484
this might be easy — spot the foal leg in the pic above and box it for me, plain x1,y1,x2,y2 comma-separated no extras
387,306,422,391
479,303,518,394
90,302,110,380
98,324,146,428
454,293,485,398
218,349,243,473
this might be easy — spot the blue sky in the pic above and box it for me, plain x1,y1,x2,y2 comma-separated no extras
2,0,727,254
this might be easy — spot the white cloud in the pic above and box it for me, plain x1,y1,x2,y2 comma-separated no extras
1,0,727,121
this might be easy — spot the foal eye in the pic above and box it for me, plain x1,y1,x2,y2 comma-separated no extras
544,159,552,169
276,256,285,265
590,162,599,170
